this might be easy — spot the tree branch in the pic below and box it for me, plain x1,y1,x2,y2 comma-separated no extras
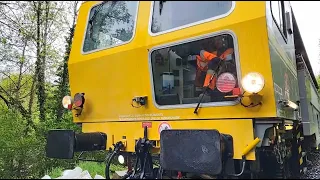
0,20,19,32
0,72,19,88
0,94,10,107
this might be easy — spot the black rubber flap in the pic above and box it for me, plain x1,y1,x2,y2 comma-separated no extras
46,129,75,159
160,129,223,175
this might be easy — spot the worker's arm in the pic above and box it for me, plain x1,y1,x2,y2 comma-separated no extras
207,48,234,69
200,50,218,61
219,48,234,60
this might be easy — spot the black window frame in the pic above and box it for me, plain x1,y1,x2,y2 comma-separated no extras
270,1,288,43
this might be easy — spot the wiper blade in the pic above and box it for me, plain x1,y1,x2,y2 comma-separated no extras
88,1,117,39
159,1,166,15
89,1,107,26
194,59,223,114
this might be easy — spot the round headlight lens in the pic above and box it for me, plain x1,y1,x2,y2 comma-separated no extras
241,72,265,93
62,96,73,109
118,155,125,164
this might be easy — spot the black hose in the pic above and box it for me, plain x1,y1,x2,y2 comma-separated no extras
105,151,117,179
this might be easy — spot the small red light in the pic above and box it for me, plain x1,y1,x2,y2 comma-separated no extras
74,93,85,107
216,72,237,93
74,99,82,107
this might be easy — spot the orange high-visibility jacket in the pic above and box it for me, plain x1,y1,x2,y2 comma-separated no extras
196,48,234,72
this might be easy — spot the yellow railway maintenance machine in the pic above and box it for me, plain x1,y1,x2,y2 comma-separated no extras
46,1,320,179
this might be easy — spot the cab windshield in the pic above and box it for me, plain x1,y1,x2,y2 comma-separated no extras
83,1,138,53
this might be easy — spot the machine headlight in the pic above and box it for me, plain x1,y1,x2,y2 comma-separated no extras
118,155,125,164
241,72,265,93
62,96,73,110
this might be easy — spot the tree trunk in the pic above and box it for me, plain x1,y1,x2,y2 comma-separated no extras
56,1,78,121
16,39,28,99
35,1,46,122
37,1,49,122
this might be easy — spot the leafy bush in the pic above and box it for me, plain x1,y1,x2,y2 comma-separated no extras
0,108,80,178
47,161,126,178
0,109,38,178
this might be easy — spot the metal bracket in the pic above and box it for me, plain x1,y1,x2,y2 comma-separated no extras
128,126,155,179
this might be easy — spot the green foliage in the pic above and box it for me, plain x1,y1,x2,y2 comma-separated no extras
0,108,80,179
0,109,38,178
1,37,6,44
0,1,82,178
78,162,106,177
317,75,320,94
47,162,126,178
0,73,35,106
47,167,64,179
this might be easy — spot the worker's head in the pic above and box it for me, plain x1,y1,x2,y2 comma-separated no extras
213,36,226,49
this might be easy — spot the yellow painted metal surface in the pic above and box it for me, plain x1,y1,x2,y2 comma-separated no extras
82,119,256,160
242,138,260,157
68,1,276,123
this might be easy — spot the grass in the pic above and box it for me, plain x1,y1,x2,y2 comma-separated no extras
47,162,126,178
47,167,64,179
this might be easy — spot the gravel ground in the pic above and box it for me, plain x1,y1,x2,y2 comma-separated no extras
300,151,320,179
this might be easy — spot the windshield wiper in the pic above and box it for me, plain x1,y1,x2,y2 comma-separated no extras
88,1,117,38
88,2,106,38
89,1,107,26
194,59,223,114
159,1,166,15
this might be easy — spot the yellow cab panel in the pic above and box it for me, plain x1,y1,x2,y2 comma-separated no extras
68,1,275,160
46,1,315,178
69,1,276,122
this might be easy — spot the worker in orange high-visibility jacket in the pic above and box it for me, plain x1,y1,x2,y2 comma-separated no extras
195,36,234,91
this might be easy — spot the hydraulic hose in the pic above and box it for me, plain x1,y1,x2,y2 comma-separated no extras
105,141,126,179
105,150,117,179
228,156,246,177
228,138,261,177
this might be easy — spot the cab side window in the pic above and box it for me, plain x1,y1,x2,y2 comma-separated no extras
271,1,287,40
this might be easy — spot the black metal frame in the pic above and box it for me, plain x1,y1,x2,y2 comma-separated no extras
128,126,156,179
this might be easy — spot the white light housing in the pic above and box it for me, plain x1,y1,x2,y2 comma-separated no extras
62,96,73,109
118,155,125,164
281,100,298,110
241,72,265,93
287,101,298,110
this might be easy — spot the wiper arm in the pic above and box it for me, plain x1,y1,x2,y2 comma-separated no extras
88,1,117,39
89,1,107,26
194,59,223,114
88,1,107,38
159,1,166,15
